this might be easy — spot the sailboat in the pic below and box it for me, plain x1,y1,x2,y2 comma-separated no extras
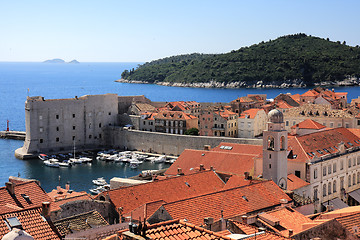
69,139,83,164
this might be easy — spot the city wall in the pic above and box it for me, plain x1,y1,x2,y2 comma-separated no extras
105,127,262,156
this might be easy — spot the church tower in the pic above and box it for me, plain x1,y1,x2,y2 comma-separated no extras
263,109,288,189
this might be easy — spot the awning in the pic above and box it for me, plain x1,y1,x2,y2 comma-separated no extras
323,197,349,210
349,189,360,204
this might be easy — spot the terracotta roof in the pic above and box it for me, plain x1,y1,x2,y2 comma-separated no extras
165,149,259,176
239,109,264,119
135,103,156,112
301,90,319,97
287,128,360,162
244,231,290,240
348,128,360,138
129,200,166,222
159,181,291,225
120,219,231,240
214,109,237,120
287,174,310,191
335,211,360,237
290,94,300,103
0,207,61,240
212,142,262,156
232,96,255,103
50,193,93,213
290,119,326,130
223,175,262,189
231,220,258,235
154,110,197,120
103,171,226,215
0,181,52,214
258,207,313,236
54,210,108,237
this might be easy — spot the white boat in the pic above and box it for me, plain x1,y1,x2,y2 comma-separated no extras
92,177,107,186
70,158,83,164
80,157,92,163
151,155,166,163
38,154,48,161
44,159,59,168
59,161,72,167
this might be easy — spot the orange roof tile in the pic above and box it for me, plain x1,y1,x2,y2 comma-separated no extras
259,207,313,236
120,219,231,240
287,174,310,191
0,207,61,240
335,211,360,237
239,109,264,119
276,101,294,109
214,109,237,120
231,221,258,235
290,119,326,130
154,110,197,120
165,149,259,176
290,94,301,103
103,171,226,215
301,90,319,97
223,175,262,190
244,231,290,240
288,128,360,162
160,181,291,226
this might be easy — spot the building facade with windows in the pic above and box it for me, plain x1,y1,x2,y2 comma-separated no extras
154,110,198,134
238,108,267,138
16,94,118,158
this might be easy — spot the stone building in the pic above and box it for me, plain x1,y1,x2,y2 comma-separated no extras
16,94,118,159
154,110,198,134
199,108,238,137
238,108,267,138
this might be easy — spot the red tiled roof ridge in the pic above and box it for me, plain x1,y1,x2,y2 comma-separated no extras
0,205,43,215
54,192,90,202
161,180,276,207
106,169,217,194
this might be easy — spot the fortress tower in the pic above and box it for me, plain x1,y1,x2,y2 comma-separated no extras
262,109,288,189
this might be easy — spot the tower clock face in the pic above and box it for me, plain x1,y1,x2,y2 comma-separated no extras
278,177,287,189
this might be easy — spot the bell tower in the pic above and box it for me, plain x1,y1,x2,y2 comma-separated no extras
263,109,288,189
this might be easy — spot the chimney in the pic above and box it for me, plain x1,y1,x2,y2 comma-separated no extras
65,182,70,191
177,168,184,175
199,164,205,171
241,215,248,224
210,166,214,171
244,172,250,180
204,145,211,151
280,199,288,207
5,182,15,195
42,202,50,217
288,229,293,237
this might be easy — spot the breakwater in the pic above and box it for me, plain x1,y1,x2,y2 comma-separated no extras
0,131,25,140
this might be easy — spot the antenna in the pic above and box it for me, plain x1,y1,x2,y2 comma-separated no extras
27,88,29,97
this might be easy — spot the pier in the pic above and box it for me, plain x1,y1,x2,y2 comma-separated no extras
0,131,26,140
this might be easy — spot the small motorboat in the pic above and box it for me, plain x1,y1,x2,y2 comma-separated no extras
151,155,166,163
70,158,83,164
38,154,48,161
59,160,72,167
44,159,59,168
79,157,92,163
92,177,107,186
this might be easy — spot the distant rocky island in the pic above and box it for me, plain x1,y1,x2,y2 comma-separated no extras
120,33,360,89
43,59,79,64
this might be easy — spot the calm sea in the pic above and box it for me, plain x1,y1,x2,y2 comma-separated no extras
1,62,360,192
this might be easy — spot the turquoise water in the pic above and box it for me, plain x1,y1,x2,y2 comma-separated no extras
1,62,360,192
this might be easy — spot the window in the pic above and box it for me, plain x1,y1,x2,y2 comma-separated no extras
89,135,92,139
314,188,318,201
269,164,271,169
338,123,342,127
73,114,75,118
358,156,360,165
39,139,43,143
269,154,271,159
348,175,352,187
56,137,59,142
108,112,111,115
39,115,43,120
358,120,360,125
5,217,22,230
354,158,356,166
333,181,337,193
323,184,327,197
328,184,331,195
353,174,356,186
341,160,344,170
333,163,337,173
56,126,59,131
330,122,334,128
323,166,326,176
72,136,75,140
39,127,43,133
328,165,332,174
286,121,289,126
314,168,318,179
56,114,59,119
349,159,352,168
73,126,76,130
295,171,301,178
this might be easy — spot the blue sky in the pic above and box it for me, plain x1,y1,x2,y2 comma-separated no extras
1,0,359,62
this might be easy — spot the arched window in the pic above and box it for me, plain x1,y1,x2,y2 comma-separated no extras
333,181,337,193
328,184,332,195
353,174,356,186
348,175,352,187
99,196,106,201
314,188,318,201
323,184,327,197
267,136,275,150
280,136,286,150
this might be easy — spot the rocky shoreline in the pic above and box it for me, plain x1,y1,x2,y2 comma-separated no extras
115,77,360,89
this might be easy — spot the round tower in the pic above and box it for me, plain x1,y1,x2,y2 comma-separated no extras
262,109,288,189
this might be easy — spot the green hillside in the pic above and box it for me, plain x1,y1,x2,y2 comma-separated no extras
121,34,360,87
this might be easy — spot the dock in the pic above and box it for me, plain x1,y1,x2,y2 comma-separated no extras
0,131,26,140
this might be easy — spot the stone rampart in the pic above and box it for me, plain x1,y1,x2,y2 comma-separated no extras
105,127,262,156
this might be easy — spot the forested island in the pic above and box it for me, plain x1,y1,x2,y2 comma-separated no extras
119,34,360,88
